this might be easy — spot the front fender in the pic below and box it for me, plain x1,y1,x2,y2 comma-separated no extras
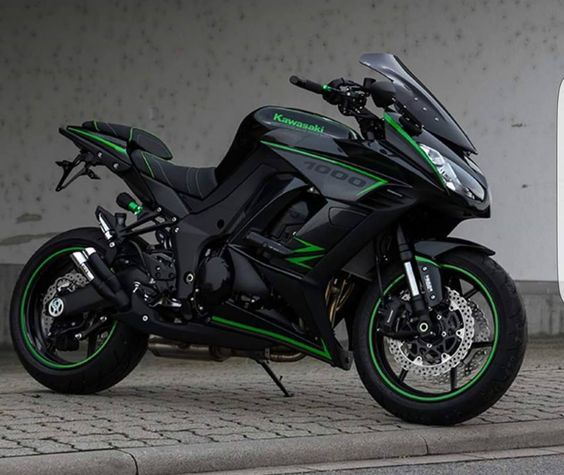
342,237,494,282
414,238,494,260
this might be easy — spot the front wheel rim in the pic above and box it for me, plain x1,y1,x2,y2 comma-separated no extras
19,247,117,370
368,262,499,402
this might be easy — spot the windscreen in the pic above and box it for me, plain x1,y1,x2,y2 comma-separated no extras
360,53,476,153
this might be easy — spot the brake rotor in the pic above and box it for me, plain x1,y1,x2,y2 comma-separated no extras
386,287,475,377
41,272,88,335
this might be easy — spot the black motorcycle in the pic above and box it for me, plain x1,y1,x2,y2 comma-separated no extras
10,54,526,425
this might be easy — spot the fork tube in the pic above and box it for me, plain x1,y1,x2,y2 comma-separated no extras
396,225,432,335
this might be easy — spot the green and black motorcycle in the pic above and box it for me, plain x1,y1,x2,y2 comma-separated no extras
10,54,526,425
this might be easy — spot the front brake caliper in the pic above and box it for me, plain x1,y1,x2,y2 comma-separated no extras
376,296,417,339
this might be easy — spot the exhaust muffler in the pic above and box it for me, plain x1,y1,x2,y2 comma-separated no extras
45,248,130,319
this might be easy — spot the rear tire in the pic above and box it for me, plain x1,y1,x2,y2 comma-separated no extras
353,250,527,425
10,227,148,394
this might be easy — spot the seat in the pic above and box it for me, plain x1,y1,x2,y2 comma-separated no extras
130,150,217,199
82,121,173,160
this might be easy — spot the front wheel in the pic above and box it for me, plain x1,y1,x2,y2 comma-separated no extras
353,250,527,425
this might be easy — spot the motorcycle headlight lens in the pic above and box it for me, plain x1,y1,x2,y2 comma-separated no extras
419,144,485,201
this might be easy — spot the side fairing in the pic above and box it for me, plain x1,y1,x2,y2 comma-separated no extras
261,140,388,201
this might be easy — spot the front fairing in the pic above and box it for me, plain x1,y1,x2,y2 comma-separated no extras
360,53,477,154
383,114,489,215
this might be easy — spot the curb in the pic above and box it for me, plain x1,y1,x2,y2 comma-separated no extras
1,419,564,474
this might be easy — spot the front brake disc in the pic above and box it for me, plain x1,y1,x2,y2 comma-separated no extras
386,287,475,377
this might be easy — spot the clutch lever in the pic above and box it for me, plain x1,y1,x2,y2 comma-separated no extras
55,153,100,192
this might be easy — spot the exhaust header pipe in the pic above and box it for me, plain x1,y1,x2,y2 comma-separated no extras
70,251,95,281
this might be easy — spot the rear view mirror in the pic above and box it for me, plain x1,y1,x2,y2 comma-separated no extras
369,81,396,108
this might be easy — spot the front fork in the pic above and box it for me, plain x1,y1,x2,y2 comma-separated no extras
396,226,441,337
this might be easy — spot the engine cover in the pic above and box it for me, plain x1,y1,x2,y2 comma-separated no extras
197,255,233,306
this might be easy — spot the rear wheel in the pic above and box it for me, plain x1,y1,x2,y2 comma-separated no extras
10,227,148,394
353,250,527,425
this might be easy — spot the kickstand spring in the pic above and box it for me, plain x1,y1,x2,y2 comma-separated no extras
255,360,293,397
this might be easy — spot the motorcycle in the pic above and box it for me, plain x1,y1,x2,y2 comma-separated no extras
10,53,527,425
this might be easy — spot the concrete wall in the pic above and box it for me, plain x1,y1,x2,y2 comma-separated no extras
0,0,562,345
0,0,561,281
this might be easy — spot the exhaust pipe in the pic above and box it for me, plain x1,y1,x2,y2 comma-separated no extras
45,248,130,319
70,248,129,308
148,338,234,362
148,337,305,363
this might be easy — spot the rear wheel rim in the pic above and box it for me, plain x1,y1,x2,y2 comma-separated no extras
20,247,117,370
368,262,499,402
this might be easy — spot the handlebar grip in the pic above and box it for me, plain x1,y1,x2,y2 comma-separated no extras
289,75,325,94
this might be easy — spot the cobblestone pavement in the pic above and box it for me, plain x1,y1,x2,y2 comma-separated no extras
0,338,562,458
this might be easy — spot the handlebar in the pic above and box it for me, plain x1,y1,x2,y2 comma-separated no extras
289,74,399,140
289,75,326,95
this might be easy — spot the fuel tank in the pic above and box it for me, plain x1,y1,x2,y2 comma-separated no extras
216,106,359,179
252,106,359,140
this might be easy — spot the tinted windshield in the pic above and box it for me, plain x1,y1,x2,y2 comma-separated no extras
360,53,476,153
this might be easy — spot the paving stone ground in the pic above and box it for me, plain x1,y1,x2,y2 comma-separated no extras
0,338,562,458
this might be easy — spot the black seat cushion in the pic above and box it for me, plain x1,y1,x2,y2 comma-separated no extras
82,121,173,160
130,150,217,199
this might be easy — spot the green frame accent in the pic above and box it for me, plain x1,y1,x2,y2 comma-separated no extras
140,151,155,179
20,247,118,370
292,237,325,253
383,113,446,190
286,254,323,270
261,140,388,196
368,260,499,402
211,316,331,361
127,201,143,215
67,127,127,156
285,237,325,270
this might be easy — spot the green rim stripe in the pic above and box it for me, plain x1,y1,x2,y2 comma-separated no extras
261,140,388,195
368,260,499,402
383,113,446,190
68,127,127,155
211,316,331,360
20,247,117,370
140,151,155,179
415,256,440,267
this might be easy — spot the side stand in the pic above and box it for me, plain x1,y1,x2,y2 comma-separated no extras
255,359,293,397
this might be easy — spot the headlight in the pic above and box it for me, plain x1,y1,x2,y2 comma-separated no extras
419,144,485,201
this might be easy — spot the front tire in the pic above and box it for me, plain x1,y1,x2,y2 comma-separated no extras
10,227,148,394
353,250,527,425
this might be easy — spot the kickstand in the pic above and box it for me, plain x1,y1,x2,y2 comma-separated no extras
255,359,293,397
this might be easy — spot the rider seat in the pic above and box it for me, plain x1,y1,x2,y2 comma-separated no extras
130,149,217,199
82,121,217,199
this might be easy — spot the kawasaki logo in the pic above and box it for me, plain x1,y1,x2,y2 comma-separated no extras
272,113,325,134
